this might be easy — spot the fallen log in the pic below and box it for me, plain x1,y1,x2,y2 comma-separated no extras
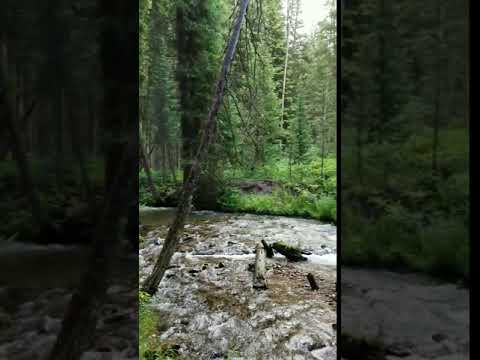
261,239,274,258
307,273,319,290
253,243,267,290
272,242,307,262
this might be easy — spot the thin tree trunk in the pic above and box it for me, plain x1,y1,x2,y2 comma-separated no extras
466,0,469,130
142,0,250,295
0,100,36,160
140,140,159,200
56,87,65,189
168,145,177,183
67,94,96,216
432,1,443,176
280,0,290,130
48,0,138,354
48,142,134,360
320,84,328,179
0,46,46,228
87,90,97,159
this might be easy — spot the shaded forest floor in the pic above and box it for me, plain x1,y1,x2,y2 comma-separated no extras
0,159,105,244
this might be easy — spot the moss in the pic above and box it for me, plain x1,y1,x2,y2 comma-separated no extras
140,292,182,360
271,242,307,262
197,288,252,320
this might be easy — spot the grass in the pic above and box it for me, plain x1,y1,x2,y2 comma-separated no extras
219,189,336,223
140,291,181,360
139,157,337,223
139,291,249,359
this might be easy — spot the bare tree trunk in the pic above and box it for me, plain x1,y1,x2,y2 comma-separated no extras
280,0,290,130
140,140,159,200
432,1,443,176
0,44,46,228
320,84,328,179
142,0,251,295
466,0,469,130
67,94,95,215
55,87,65,190
48,0,138,356
0,99,36,160
168,144,178,183
87,90,98,159
48,142,134,360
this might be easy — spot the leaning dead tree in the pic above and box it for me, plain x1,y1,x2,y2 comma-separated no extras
142,0,251,295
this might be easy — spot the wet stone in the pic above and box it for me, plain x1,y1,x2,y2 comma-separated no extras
139,210,337,359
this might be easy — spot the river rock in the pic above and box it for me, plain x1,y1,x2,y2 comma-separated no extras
138,210,337,359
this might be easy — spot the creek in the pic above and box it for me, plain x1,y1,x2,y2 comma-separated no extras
140,207,337,360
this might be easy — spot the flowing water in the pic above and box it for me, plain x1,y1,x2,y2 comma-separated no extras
140,207,469,360
0,207,465,359
140,207,338,360
0,239,138,359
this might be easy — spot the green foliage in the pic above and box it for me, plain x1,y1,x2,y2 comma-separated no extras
341,0,468,280
138,0,338,227
220,189,336,223
341,127,469,280
0,159,104,241
139,170,179,206
140,292,181,360
224,157,337,195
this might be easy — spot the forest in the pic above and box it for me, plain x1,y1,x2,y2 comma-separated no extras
139,0,337,223
1,1,139,358
0,0,469,358
139,0,338,359
341,0,469,281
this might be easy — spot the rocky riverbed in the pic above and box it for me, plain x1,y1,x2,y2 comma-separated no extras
139,208,338,360
0,242,138,360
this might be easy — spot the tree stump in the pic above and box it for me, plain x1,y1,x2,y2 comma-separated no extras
272,242,307,262
307,273,319,290
261,239,274,258
253,243,267,290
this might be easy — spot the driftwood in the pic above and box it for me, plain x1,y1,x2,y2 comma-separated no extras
272,242,307,262
261,239,274,258
253,243,267,289
307,273,319,291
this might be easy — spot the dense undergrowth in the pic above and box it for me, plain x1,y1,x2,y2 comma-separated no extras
139,157,337,223
341,128,470,282
0,159,104,243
